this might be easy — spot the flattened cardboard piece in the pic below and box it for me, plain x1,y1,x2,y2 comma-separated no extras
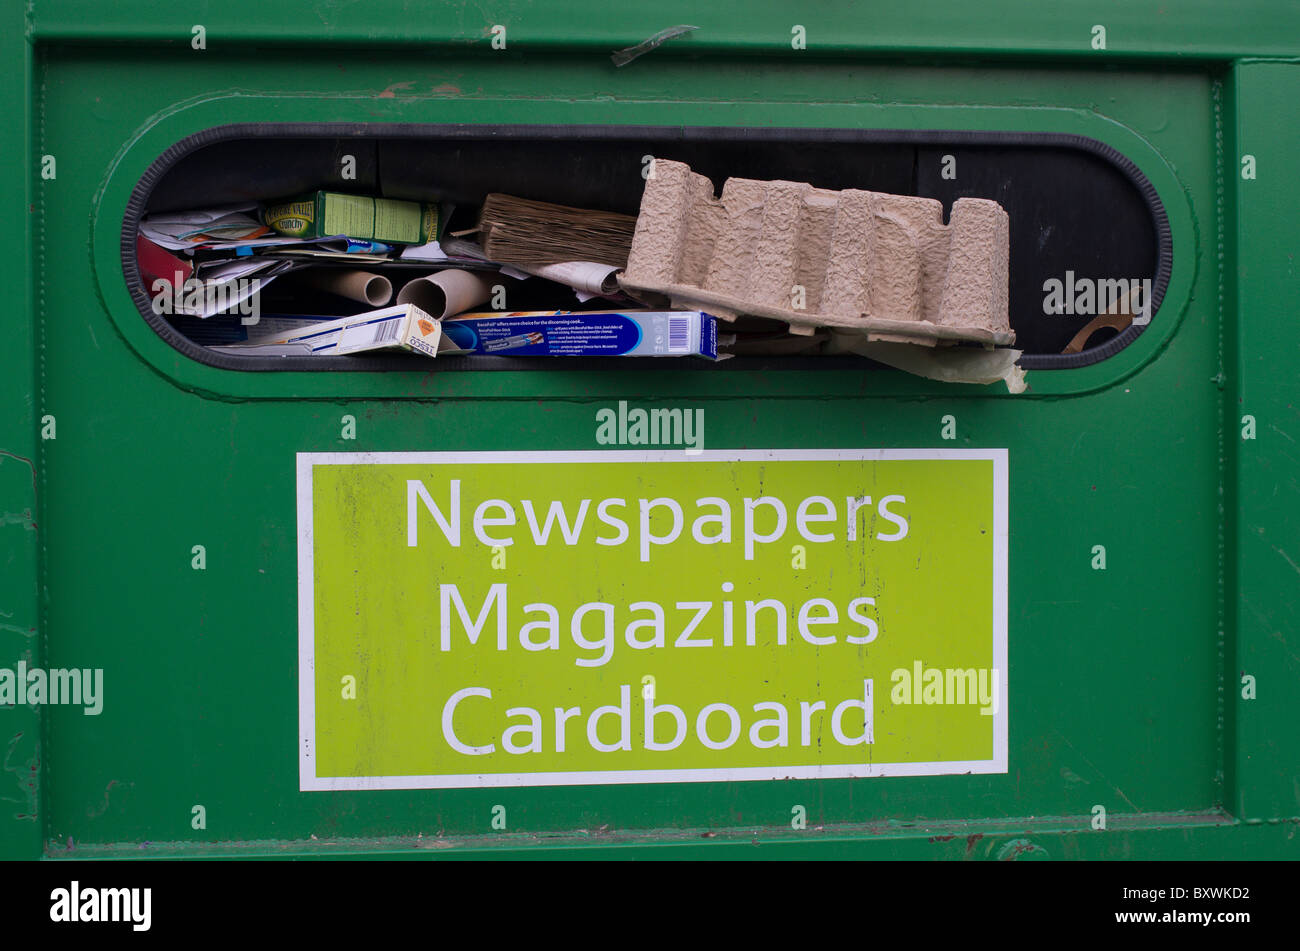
620,159,1014,347
825,332,1027,393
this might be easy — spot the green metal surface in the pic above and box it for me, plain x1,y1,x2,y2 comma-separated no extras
1229,62,1300,823
0,0,41,862
2,1,1297,859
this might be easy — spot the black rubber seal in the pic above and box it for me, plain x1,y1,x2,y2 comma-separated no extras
121,123,1172,374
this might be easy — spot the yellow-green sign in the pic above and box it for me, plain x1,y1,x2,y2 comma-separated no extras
298,450,1007,790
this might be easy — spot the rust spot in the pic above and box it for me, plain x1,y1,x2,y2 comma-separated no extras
87,779,122,819
377,81,416,99
430,83,462,96
965,833,983,856
929,834,956,842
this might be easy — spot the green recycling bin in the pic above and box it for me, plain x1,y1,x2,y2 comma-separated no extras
1,0,1297,861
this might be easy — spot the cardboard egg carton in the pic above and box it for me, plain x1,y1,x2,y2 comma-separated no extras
619,159,1013,347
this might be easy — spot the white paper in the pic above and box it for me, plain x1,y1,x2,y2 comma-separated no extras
399,241,449,262
827,334,1027,393
183,276,276,319
517,261,622,297
179,258,284,318
139,204,263,250
195,257,280,283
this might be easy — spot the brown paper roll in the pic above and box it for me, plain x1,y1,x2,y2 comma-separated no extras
299,269,393,307
396,270,493,319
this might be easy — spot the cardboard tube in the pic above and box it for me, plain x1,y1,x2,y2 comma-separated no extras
297,269,393,307
396,269,493,319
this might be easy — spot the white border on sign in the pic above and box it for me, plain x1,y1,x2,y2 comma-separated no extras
297,448,1009,792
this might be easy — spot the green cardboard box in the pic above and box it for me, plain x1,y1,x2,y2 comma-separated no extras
263,191,438,244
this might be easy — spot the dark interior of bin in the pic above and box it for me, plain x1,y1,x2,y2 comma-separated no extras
126,125,1169,372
